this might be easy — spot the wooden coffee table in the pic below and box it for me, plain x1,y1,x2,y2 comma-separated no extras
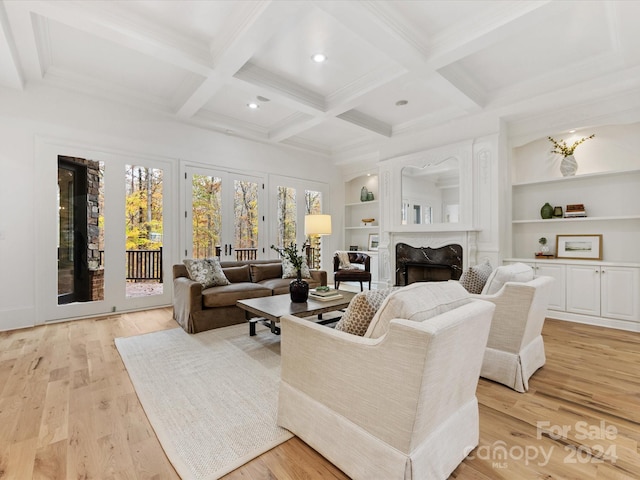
237,291,357,336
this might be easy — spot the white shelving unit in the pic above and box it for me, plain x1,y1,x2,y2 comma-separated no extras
511,169,640,263
343,174,380,286
344,176,379,252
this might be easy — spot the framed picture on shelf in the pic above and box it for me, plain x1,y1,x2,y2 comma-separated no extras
368,233,379,251
556,234,602,260
349,245,358,251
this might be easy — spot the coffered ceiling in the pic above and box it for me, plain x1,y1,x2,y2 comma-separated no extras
1,1,639,162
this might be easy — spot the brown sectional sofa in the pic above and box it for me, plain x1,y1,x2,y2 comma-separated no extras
173,259,327,333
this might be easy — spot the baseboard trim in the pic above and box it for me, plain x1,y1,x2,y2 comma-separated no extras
546,311,640,333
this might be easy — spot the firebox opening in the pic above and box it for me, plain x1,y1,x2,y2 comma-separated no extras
395,243,463,286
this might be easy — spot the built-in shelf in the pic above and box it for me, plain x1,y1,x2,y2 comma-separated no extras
512,168,640,187
345,225,378,230
513,215,640,224
345,200,379,208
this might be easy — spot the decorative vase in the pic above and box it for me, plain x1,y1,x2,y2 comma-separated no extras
540,202,553,219
289,272,309,303
366,191,374,201
560,155,578,177
553,206,563,218
360,186,369,202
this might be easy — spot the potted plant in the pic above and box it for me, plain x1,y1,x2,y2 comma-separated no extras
537,237,550,256
547,134,594,176
271,243,309,302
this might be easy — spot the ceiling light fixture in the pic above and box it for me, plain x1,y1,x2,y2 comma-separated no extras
311,53,327,63
395,100,408,106
247,102,259,109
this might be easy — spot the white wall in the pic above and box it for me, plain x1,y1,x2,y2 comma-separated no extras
0,84,341,331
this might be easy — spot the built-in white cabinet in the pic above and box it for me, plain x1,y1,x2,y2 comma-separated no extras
566,264,640,322
506,258,640,330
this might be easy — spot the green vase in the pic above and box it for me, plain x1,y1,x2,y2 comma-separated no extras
540,202,553,219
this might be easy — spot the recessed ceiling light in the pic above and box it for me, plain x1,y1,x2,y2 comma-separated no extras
247,102,259,109
311,53,327,63
569,129,576,133
395,100,408,106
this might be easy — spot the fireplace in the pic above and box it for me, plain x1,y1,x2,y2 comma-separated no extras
395,243,462,286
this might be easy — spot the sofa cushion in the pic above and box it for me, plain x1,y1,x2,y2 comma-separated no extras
202,282,272,308
250,263,282,283
364,281,470,339
481,262,534,295
459,260,493,294
335,287,399,336
282,257,311,279
183,258,230,288
223,264,251,283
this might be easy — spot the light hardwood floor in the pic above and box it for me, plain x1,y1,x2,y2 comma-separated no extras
1,309,639,479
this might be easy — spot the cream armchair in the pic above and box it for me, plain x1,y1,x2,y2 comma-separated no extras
471,275,554,393
277,288,495,480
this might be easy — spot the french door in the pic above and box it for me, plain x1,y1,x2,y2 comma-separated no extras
184,166,264,261
37,141,174,324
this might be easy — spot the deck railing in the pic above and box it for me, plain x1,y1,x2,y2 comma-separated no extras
125,247,163,282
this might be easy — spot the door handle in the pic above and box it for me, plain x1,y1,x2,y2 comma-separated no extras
224,244,228,256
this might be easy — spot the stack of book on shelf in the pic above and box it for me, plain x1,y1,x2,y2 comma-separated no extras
309,287,343,301
565,204,587,218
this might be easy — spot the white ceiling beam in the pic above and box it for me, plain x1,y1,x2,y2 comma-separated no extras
14,0,214,76
0,2,24,89
176,2,310,118
3,1,44,81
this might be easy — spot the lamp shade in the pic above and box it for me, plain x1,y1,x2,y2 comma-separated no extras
304,214,332,236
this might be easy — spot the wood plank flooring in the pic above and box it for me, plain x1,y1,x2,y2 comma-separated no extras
1,310,639,479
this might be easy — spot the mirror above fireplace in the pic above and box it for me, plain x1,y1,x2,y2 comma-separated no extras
401,156,460,225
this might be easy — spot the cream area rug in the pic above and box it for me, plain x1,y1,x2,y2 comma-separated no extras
115,323,291,480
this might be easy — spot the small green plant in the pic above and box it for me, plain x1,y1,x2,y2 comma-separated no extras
270,243,305,271
539,237,547,245
548,134,594,157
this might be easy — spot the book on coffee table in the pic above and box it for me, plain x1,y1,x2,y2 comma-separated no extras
311,288,341,297
309,292,343,301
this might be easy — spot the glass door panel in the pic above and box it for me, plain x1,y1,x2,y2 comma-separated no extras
125,164,164,298
233,178,259,261
191,173,222,259
57,157,104,305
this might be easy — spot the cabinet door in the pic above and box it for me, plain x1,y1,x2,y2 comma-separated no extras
535,263,566,311
601,266,640,322
566,265,601,316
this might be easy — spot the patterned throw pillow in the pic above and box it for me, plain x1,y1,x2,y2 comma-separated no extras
183,258,231,288
334,287,399,336
281,257,311,279
459,260,493,294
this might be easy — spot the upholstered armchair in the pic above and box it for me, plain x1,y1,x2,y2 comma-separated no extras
333,251,371,291
471,275,554,393
277,282,495,480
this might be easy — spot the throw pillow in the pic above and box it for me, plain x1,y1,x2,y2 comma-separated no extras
336,251,352,269
364,281,470,339
481,262,534,295
183,258,230,288
334,287,399,336
250,263,283,283
282,257,311,279
459,260,493,294
222,264,251,283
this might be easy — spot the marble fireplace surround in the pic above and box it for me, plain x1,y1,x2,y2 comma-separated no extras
379,230,478,287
